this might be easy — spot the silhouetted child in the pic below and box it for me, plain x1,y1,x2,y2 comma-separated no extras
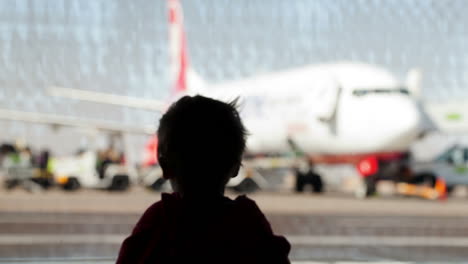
117,95,290,263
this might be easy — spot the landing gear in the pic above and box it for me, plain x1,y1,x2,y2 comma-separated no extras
363,175,377,197
295,170,324,193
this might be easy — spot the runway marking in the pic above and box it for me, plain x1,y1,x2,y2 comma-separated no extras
288,235,468,247
0,219,137,225
3,234,468,247
1,217,468,232
2,215,467,227
0,234,126,245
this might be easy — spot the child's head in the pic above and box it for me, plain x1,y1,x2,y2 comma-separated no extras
157,95,247,197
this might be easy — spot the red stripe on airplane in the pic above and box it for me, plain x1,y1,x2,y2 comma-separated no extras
175,33,188,93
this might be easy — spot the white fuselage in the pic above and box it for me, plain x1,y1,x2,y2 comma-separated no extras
198,62,421,155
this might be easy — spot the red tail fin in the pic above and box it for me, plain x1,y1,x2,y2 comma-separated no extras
168,0,188,95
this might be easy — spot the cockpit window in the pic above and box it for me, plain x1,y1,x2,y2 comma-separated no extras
353,88,410,97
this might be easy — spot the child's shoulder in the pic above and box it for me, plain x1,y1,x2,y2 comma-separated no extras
231,195,273,233
132,192,180,233
134,193,267,232
234,195,263,212
233,194,260,211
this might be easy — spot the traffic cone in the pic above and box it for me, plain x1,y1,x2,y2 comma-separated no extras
435,178,447,200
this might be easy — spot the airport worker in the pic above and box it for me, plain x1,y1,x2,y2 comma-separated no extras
117,95,290,263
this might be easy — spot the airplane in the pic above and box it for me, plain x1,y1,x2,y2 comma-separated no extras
45,0,424,192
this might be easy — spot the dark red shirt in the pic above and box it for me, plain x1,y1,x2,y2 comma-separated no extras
117,192,290,264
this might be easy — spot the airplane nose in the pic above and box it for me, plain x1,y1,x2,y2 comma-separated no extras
341,90,425,153
398,100,421,134
383,98,422,149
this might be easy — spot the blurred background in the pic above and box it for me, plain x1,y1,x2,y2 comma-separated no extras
1,0,468,263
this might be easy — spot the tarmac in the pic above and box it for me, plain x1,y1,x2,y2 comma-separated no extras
2,187,468,262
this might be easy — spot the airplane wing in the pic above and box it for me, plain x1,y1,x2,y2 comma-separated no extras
48,86,168,113
422,101,468,134
0,108,155,135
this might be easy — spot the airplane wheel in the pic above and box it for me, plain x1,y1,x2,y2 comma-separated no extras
295,172,324,193
63,177,80,191
233,178,259,193
364,176,377,197
149,178,166,191
108,175,130,191
311,173,324,193
295,174,306,193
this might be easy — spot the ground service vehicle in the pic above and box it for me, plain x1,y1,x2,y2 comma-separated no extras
411,145,468,193
51,151,136,191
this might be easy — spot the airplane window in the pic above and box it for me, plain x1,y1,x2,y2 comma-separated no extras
353,88,410,96
353,90,369,96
